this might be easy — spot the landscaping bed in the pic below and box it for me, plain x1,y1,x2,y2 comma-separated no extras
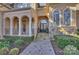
51,40,64,55
51,35,79,55
0,36,34,55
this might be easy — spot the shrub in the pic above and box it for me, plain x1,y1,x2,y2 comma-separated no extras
21,37,34,43
55,38,71,49
0,47,9,55
54,35,79,49
64,45,79,55
14,39,24,47
9,48,19,55
0,41,10,49
76,28,79,35
73,40,79,50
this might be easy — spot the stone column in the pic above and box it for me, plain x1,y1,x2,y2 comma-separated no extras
70,7,76,34
47,4,57,40
19,18,21,35
59,12,62,27
10,17,13,35
0,13,3,39
70,7,76,26
31,3,38,38
3,17,5,35
61,10,64,26
29,17,32,36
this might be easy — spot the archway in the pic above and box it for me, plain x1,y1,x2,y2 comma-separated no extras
13,16,19,35
5,17,10,34
38,16,49,33
21,16,29,35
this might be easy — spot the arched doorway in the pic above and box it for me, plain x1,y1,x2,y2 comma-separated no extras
21,16,29,35
13,16,19,35
5,17,10,34
38,16,49,33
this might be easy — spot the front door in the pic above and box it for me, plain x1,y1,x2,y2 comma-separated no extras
39,19,48,33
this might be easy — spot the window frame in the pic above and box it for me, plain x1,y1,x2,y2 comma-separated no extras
52,9,61,26
64,8,71,26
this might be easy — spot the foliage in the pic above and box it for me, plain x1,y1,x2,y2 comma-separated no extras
9,48,19,55
0,36,34,54
64,45,79,55
76,28,79,35
54,35,79,49
56,38,71,49
0,41,10,49
0,47,9,55
14,39,24,47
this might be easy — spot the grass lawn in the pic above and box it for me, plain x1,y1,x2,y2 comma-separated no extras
51,35,79,55
0,36,34,55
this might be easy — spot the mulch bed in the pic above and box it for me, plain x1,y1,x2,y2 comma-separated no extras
51,40,64,55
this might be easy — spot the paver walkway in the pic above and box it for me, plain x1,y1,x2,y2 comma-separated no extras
20,39,55,55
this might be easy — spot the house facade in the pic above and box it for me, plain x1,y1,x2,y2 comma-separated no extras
0,3,79,38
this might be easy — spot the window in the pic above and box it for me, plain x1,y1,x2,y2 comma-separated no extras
39,3,46,6
53,10,60,25
38,3,46,7
64,8,71,26
14,3,31,9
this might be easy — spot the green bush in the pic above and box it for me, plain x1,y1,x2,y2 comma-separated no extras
9,48,19,55
64,45,79,55
54,35,79,49
73,40,79,50
0,41,10,49
56,39,71,49
14,39,24,47
76,28,79,35
0,47,9,55
20,36,34,43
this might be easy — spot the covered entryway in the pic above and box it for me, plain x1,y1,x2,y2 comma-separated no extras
38,16,49,33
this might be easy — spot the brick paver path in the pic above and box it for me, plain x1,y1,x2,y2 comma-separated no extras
20,39,55,55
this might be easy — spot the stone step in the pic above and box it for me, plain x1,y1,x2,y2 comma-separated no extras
36,33,49,40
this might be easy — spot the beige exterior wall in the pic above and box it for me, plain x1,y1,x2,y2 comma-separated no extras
3,9,32,36
0,3,79,38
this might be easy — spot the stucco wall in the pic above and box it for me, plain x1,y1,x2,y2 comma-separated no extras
3,9,32,36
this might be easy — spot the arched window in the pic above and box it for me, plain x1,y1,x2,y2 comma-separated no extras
64,8,71,25
53,10,60,25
